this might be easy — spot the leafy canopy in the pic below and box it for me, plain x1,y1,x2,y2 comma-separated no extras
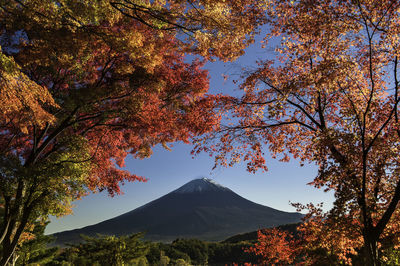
196,0,400,263
0,0,267,264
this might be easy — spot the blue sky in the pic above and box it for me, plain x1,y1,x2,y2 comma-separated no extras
46,32,334,235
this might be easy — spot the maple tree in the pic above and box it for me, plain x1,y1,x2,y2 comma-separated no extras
245,228,296,265
0,0,267,265
196,0,400,264
247,204,400,264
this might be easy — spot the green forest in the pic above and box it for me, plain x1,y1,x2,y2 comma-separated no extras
10,228,259,265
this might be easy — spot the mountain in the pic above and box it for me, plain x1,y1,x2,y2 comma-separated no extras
52,178,303,245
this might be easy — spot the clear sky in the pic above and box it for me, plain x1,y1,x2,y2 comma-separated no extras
45,31,334,235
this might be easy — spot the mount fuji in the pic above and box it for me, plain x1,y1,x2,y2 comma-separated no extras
53,178,303,244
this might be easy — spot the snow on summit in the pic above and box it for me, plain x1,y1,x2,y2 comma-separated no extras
173,178,231,193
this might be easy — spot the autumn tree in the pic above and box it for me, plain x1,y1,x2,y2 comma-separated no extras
196,0,400,264
245,228,296,265
0,0,267,265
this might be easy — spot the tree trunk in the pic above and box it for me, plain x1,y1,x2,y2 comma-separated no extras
0,239,17,266
363,233,380,266
0,215,17,266
10,253,19,266
0,205,32,266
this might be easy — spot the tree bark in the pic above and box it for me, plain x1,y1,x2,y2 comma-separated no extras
0,238,16,266
0,198,36,266
363,235,380,266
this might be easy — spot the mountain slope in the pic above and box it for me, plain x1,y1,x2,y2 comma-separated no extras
53,178,303,244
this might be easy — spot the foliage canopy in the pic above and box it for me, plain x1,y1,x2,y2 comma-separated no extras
197,0,400,264
0,0,267,264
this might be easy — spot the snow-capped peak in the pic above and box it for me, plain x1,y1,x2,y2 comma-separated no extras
173,178,231,193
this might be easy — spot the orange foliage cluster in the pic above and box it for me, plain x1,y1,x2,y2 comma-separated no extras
196,0,400,263
0,1,268,264
245,228,296,265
